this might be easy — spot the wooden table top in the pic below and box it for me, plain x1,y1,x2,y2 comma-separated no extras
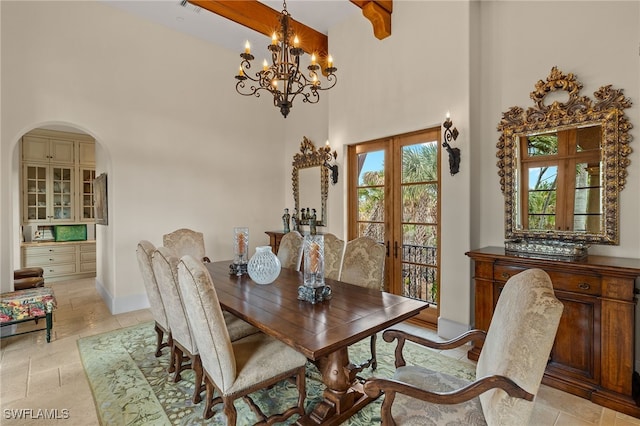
205,261,428,361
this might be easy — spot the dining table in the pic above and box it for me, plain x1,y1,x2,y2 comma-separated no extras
205,260,429,425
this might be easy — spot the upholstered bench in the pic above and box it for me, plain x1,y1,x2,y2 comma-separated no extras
0,287,57,342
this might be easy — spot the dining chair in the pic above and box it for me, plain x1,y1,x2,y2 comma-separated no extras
323,233,345,281
364,268,564,426
136,240,171,359
152,247,259,404
340,236,386,370
276,230,304,271
177,255,307,425
163,228,211,263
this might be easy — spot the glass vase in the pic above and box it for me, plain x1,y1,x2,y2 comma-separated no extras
303,234,324,287
248,246,281,285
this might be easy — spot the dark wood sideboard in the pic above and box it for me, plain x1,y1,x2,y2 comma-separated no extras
265,231,286,255
466,247,640,418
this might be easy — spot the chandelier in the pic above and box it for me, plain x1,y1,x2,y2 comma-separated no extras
234,0,337,118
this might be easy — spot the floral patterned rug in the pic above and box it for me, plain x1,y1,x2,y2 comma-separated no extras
78,322,475,425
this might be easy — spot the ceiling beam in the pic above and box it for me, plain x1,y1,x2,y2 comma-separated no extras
188,0,330,57
350,0,392,40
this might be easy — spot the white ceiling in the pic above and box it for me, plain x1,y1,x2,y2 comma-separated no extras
102,0,360,54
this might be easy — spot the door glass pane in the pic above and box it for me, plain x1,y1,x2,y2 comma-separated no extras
576,125,601,153
526,132,558,156
357,222,384,243
358,150,384,186
401,142,438,183
527,165,557,230
358,188,384,221
574,162,602,232
399,139,439,309
402,183,437,223
356,150,386,244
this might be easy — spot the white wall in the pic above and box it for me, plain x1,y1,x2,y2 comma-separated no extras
1,1,286,312
329,1,473,336
474,1,640,259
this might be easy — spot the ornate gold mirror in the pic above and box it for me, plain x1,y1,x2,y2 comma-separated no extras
497,67,633,247
292,137,336,227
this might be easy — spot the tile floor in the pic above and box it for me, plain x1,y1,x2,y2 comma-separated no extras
1,277,639,425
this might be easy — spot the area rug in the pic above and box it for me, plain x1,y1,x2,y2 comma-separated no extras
78,322,475,425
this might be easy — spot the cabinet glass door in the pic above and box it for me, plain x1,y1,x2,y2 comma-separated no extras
81,168,95,220
52,166,74,221
24,165,48,221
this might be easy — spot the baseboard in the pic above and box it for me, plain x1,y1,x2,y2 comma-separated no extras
437,316,470,340
95,279,150,315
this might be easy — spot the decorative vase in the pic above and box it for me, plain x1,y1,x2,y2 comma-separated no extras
248,246,281,285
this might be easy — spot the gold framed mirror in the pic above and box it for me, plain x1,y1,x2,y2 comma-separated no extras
497,67,633,245
292,137,336,227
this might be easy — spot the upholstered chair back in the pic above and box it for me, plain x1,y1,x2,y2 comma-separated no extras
163,228,208,262
136,240,169,332
152,246,197,354
177,255,237,392
323,233,345,281
477,268,563,425
340,236,385,291
277,231,304,271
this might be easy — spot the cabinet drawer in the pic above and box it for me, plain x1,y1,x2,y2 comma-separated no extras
80,262,96,273
80,244,96,253
494,264,601,295
25,253,76,266
42,263,77,277
80,251,96,262
25,244,76,256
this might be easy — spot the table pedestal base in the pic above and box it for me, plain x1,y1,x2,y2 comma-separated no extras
296,347,380,425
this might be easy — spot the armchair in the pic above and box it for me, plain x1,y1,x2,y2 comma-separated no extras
364,268,563,425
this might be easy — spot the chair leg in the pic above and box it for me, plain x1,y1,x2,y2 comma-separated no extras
296,366,306,416
370,333,377,370
203,376,215,420
173,346,184,382
168,342,177,373
223,395,238,426
192,354,204,404
154,323,164,357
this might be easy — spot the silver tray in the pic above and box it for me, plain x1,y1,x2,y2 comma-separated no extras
505,239,589,261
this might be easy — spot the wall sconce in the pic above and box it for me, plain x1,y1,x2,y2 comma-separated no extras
442,112,461,175
323,140,339,185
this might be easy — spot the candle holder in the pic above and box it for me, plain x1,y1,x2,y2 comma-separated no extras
298,234,332,303
230,227,249,276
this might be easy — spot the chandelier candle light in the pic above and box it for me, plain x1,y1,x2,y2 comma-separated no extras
234,0,337,118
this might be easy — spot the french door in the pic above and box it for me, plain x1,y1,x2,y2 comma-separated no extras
347,127,441,326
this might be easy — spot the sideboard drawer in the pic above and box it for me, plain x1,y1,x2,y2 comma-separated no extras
494,264,601,295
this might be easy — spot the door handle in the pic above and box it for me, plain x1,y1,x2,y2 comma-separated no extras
394,241,399,259
386,241,390,257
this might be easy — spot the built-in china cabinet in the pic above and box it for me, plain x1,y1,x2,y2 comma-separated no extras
20,129,97,282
